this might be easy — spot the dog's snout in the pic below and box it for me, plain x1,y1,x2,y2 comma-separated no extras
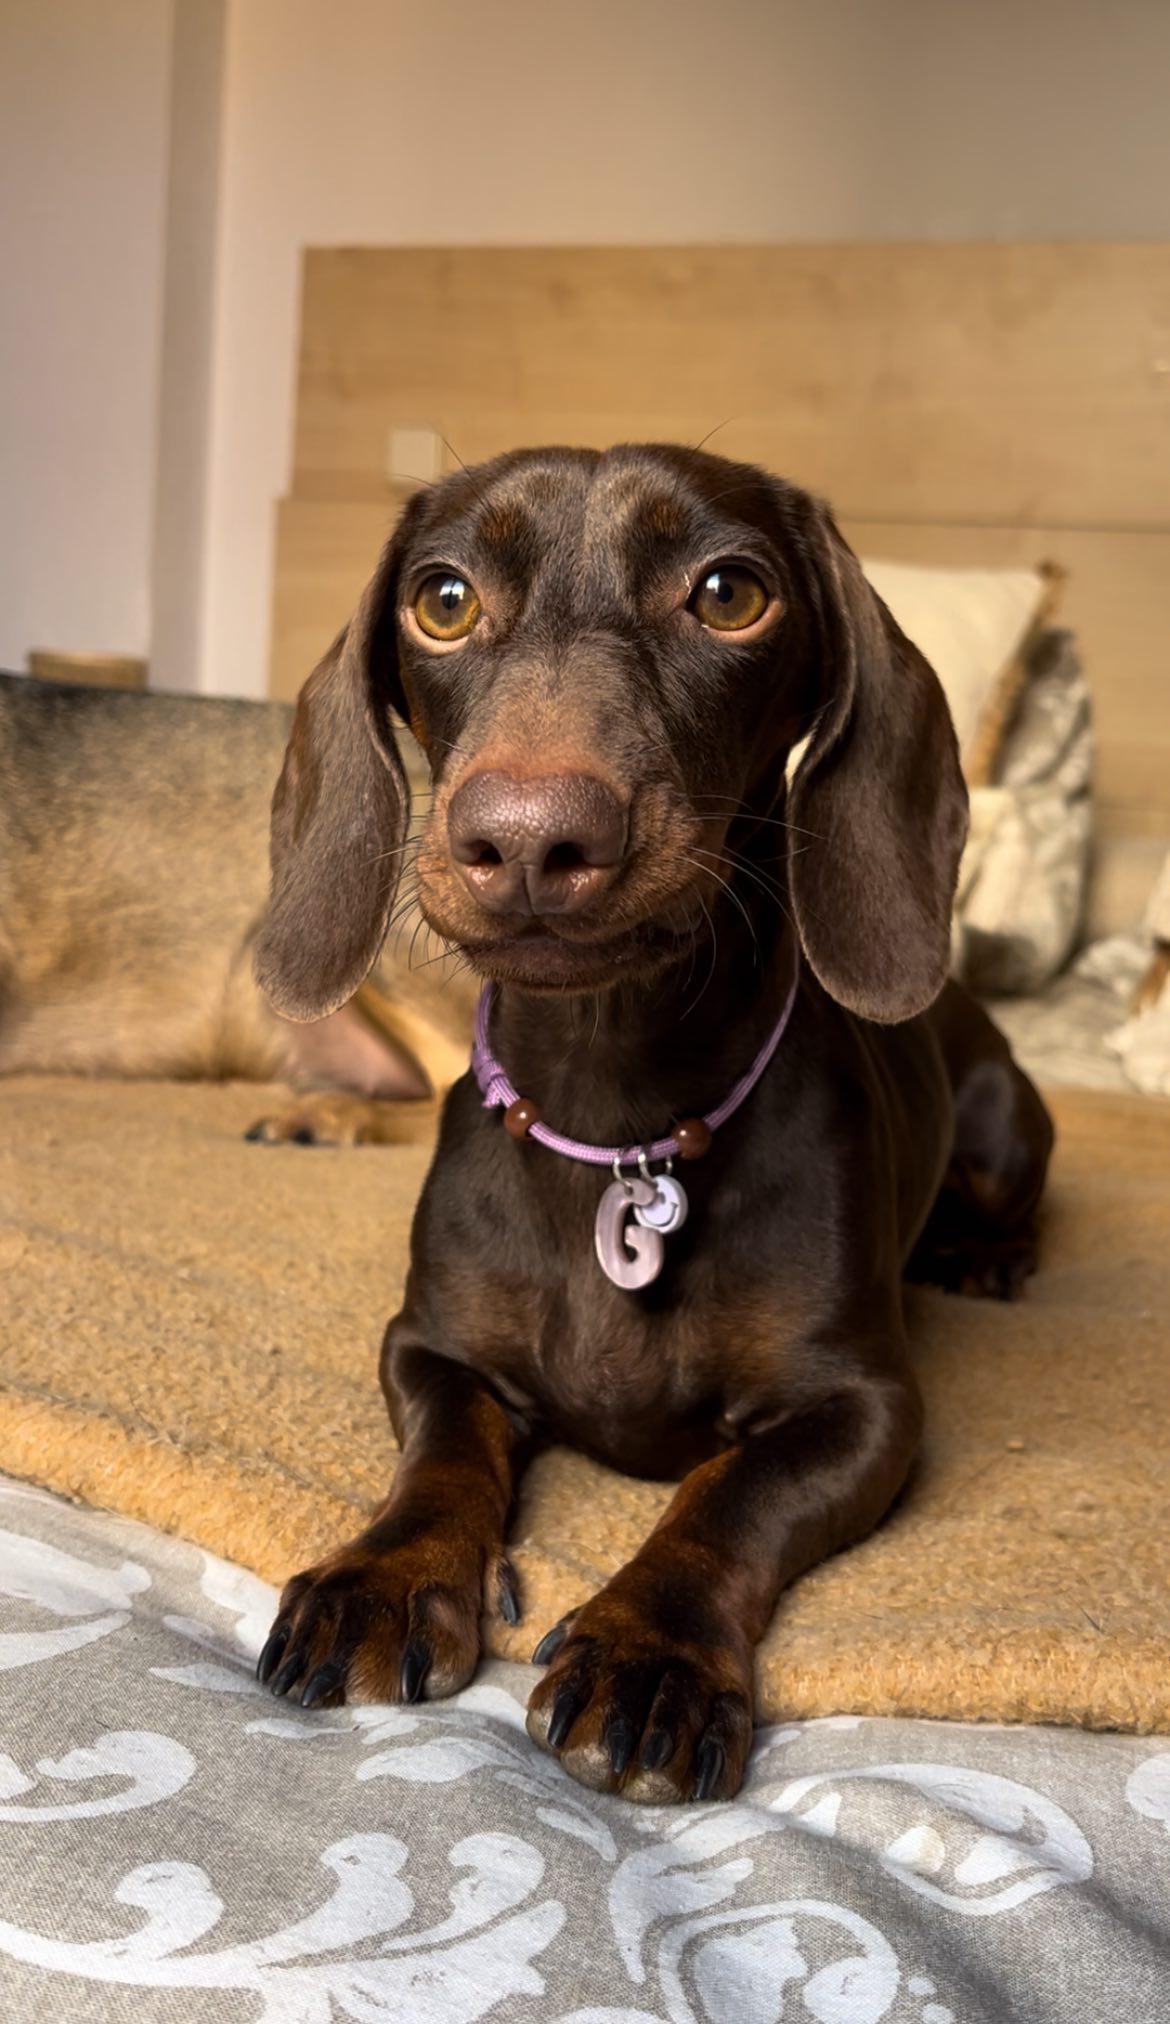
447,770,627,917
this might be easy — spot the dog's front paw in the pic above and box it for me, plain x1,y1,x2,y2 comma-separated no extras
525,1582,754,1804
257,1537,496,1709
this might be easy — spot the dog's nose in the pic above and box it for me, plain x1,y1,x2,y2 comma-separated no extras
447,770,627,917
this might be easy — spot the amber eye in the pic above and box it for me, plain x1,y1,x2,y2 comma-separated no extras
413,572,481,641
690,564,769,632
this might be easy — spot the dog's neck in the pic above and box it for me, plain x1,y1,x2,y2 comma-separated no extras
489,875,798,1149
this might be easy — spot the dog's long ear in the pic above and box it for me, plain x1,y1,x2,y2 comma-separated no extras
786,506,968,1023
254,530,412,1021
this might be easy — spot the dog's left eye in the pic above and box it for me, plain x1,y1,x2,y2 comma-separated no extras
689,565,769,632
414,573,482,641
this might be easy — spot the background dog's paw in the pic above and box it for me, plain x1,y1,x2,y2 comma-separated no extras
244,1093,423,1146
526,1592,753,1803
257,1541,483,1708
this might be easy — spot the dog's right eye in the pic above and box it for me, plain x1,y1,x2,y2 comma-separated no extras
414,573,482,641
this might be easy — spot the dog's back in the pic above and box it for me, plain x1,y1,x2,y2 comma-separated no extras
0,674,294,1078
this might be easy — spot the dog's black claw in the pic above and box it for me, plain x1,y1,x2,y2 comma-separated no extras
546,1683,585,1751
256,1625,289,1683
531,1618,569,1666
640,1726,675,1772
694,1737,725,1801
300,1661,344,1710
400,1640,431,1704
291,1125,315,1146
244,1123,266,1143
270,1651,305,1699
605,1714,637,1779
496,1560,521,1626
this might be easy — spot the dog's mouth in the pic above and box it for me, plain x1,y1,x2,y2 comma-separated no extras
415,878,706,993
452,917,693,991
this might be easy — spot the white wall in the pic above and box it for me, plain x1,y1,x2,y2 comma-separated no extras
0,0,174,670
198,0,1170,699
150,0,227,692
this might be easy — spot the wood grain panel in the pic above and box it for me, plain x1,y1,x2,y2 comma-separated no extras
269,497,394,700
290,245,1170,526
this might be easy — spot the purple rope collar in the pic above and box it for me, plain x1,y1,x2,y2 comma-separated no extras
471,949,800,1169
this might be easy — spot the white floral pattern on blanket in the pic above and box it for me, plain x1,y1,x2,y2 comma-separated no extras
1,1476,1169,2024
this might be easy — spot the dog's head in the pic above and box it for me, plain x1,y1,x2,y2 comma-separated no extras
255,445,967,1024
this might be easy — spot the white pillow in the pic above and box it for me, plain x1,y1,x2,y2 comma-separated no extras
861,558,1058,786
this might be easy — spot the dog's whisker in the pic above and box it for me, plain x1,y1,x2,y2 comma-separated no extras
692,796,825,842
384,897,424,936
681,853,759,963
436,432,492,515
705,848,799,940
694,842,785,908
384,870,420,902
408,941,471,974
690,416,739,455
423,732,474,762
367,838,420,866
382,882,425,929
681,892,720,1021
695,843,802,950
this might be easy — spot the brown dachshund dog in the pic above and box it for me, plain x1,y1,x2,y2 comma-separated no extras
254,445,1054,1804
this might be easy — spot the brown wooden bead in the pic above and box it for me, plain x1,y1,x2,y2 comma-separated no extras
675,1116,712,1160
504,1097,542,1140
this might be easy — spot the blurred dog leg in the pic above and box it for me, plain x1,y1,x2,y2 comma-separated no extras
244,1088,436,1147
245,996,429,1146
243,973,475,1145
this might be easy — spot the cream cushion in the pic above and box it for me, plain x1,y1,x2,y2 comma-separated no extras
862,557,1059,785
860,556,1093,996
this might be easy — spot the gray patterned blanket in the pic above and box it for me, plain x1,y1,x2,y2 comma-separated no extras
1,1475,1169,2022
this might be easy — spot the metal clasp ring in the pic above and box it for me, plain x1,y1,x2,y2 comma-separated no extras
611,1147,674,1186
613,1147,673,1188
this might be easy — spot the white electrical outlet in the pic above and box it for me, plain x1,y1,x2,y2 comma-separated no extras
387,425,445,487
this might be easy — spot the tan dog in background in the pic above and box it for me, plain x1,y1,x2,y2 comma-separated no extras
0,673,474,1137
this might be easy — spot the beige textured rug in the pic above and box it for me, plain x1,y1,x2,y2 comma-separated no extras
1,1074,1168,1729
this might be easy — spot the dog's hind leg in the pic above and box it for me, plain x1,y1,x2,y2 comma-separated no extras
906,983,1055,1301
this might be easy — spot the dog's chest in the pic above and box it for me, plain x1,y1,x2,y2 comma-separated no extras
413,1084,832,1470
428,1155,813,1475
537,1262,723,1466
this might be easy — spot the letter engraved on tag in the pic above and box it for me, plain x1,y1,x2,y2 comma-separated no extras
594,1177,664,1289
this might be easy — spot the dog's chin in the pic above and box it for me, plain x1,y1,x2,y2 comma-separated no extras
423,911,690,994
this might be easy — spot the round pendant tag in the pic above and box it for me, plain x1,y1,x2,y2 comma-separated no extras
632,1173,689,1235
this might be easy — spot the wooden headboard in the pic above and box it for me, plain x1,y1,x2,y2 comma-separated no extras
270,244,1170,846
